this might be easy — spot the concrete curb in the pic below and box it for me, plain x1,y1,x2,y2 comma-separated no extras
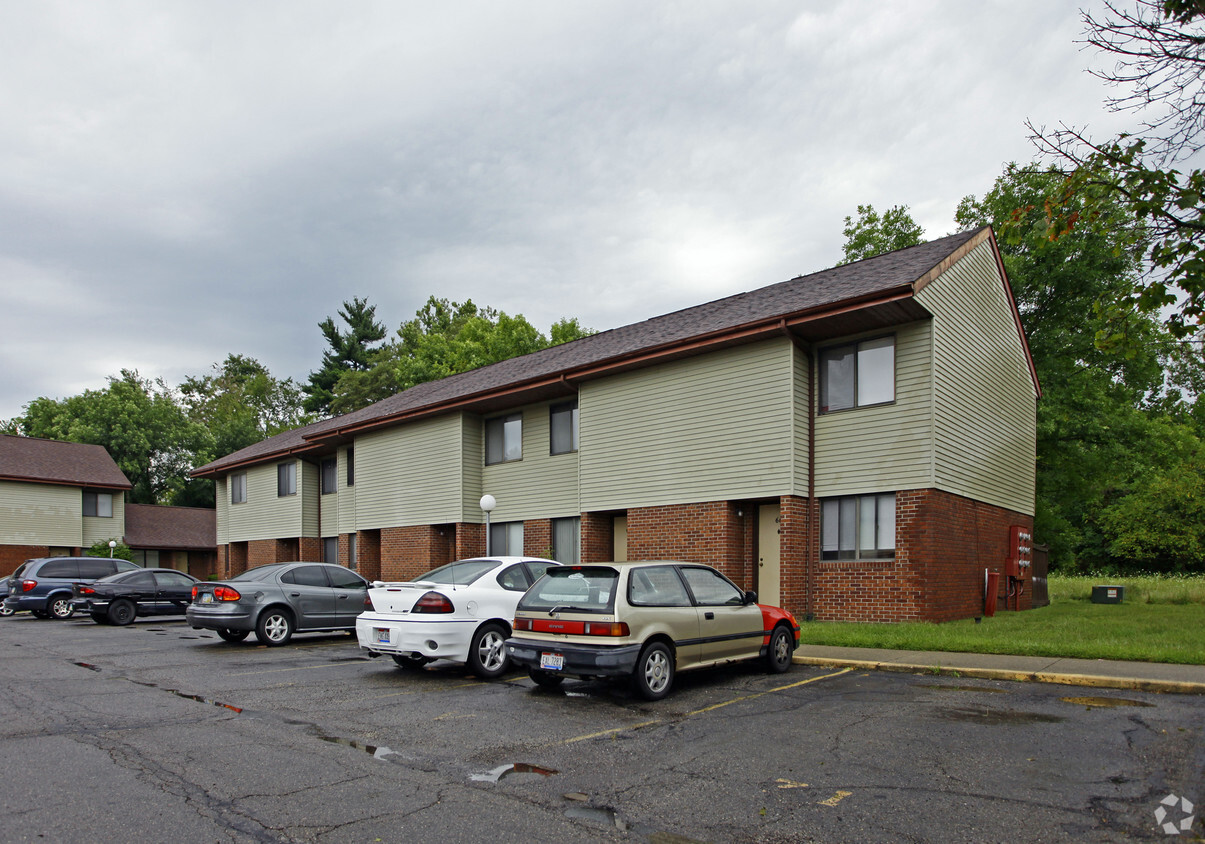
792,656,1205,696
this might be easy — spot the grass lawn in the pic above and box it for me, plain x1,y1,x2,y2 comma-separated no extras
799,574,1205,665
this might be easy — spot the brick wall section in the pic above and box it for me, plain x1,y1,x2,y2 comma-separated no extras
524,519,551,559
357,530,381,582
0,545,50,578
581,513,614,562
627,502,746,585
299,537,321,562
379,525,457,581
778,495,812,619
456,523,484,561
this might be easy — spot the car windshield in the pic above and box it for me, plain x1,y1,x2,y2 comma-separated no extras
415,559,498,586
518,567,618,614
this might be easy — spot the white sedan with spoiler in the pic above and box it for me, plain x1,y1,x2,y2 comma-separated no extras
356,557,559,679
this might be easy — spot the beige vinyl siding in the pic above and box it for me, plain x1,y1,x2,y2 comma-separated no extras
320,490,338,536
82,494,124,546
580,339,795,511
916,240,1037,514
355,415,467,528
481,402,580,522
215,478,229,545
301,461,319,537
0,481,82,545
791,342,811,497
225,460,305,542
814,321,936,497
460,415,483,521
337,447,356,533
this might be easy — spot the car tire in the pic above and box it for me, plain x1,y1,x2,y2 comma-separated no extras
528,668,564,688
107,599,136,626
467,622,510,679
31,610,50,619
765,625,794,674
0,604,14,617
391,654,431,670
216,628,250,643
90,611,109,625
48,595,75,620
632,641,675,701
255,609,294,646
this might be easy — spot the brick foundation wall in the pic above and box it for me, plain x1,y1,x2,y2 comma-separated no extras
581,513,614,563
380,525,457,581
456,523,484,561
627,502,747,585
524,519,551,559
357,530,381,581
0,545,50,578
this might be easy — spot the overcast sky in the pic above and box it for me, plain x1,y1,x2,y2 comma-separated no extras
0,1,1133,422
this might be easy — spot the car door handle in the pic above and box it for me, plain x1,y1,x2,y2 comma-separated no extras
704,612,715,620
289,592,301,597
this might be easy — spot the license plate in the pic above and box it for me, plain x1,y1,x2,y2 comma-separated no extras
374,628,390,644
200,593,213,604
539,652,564,671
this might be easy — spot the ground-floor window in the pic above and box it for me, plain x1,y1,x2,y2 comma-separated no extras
323,537,337,564
552,517,580,564
821,493,895,560
489,521,523,556
347,534,357,571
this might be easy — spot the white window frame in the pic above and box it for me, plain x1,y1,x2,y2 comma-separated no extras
550,401,579,455
489,521,524,556
485,413,523,465
277,462,297,497
230,473,247,505
82,491,113,518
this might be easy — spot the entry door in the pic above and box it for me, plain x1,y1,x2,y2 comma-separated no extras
757,504,781,606
613,515,628,562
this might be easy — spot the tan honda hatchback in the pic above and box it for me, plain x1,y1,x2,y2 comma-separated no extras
505,561,800,700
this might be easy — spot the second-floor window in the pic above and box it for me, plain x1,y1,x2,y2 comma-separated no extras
820,336,895,413
346,448,355,487
82,491,113,518
277,462,296,497
230,473,247,504
550,401,579,455
486,413,522,465
321,458,337,494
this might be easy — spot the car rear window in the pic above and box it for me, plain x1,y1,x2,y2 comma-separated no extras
231,565,285,581
628,565,692,607
417,560,497,586
518,567,618,614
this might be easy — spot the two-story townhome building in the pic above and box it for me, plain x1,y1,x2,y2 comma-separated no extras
0,435,133,575
193,227,1040,622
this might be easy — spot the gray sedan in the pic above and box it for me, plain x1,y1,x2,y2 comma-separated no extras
186,562,368,646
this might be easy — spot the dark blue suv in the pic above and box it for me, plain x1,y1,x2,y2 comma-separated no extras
4,557,140,619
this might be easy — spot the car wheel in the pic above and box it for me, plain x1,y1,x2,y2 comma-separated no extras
90,612,109,625
391,654,432,670
48,595,75,620
632,641,675,701
107,599,136,626
255,609,294,646
0,604,14,617
467,622,510,679
528,668,564,688
765,625,794,674
216,628,250,643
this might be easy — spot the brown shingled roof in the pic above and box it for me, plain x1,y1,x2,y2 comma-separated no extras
0,435,132,489
125,503,216,550
195,227,1019,477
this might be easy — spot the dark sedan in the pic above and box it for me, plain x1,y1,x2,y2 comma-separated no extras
186,562,369,646
74,568,200,625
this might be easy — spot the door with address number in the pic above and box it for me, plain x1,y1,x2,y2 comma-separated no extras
757,503,781,606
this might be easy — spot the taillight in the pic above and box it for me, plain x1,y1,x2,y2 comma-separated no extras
583,621,629,637
411,591,454,613
79,586,96,596
21,580,36,593
513,617,532,631
213,586,242,601
364,592,375,611
191,586,198,599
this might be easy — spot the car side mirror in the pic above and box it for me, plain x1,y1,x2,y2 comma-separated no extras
744,590,758,605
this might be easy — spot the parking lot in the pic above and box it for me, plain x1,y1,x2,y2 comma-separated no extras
2,612,1201,842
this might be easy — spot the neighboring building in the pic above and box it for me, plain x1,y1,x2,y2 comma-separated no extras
193,227,1040,622
0,435,217,578
125,503,218,579
0,435,133,576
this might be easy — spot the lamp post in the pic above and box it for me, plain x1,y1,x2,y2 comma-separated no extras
108,539,117,558
479,494,496,556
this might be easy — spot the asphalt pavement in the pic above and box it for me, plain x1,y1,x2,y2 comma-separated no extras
795,644,1205,694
